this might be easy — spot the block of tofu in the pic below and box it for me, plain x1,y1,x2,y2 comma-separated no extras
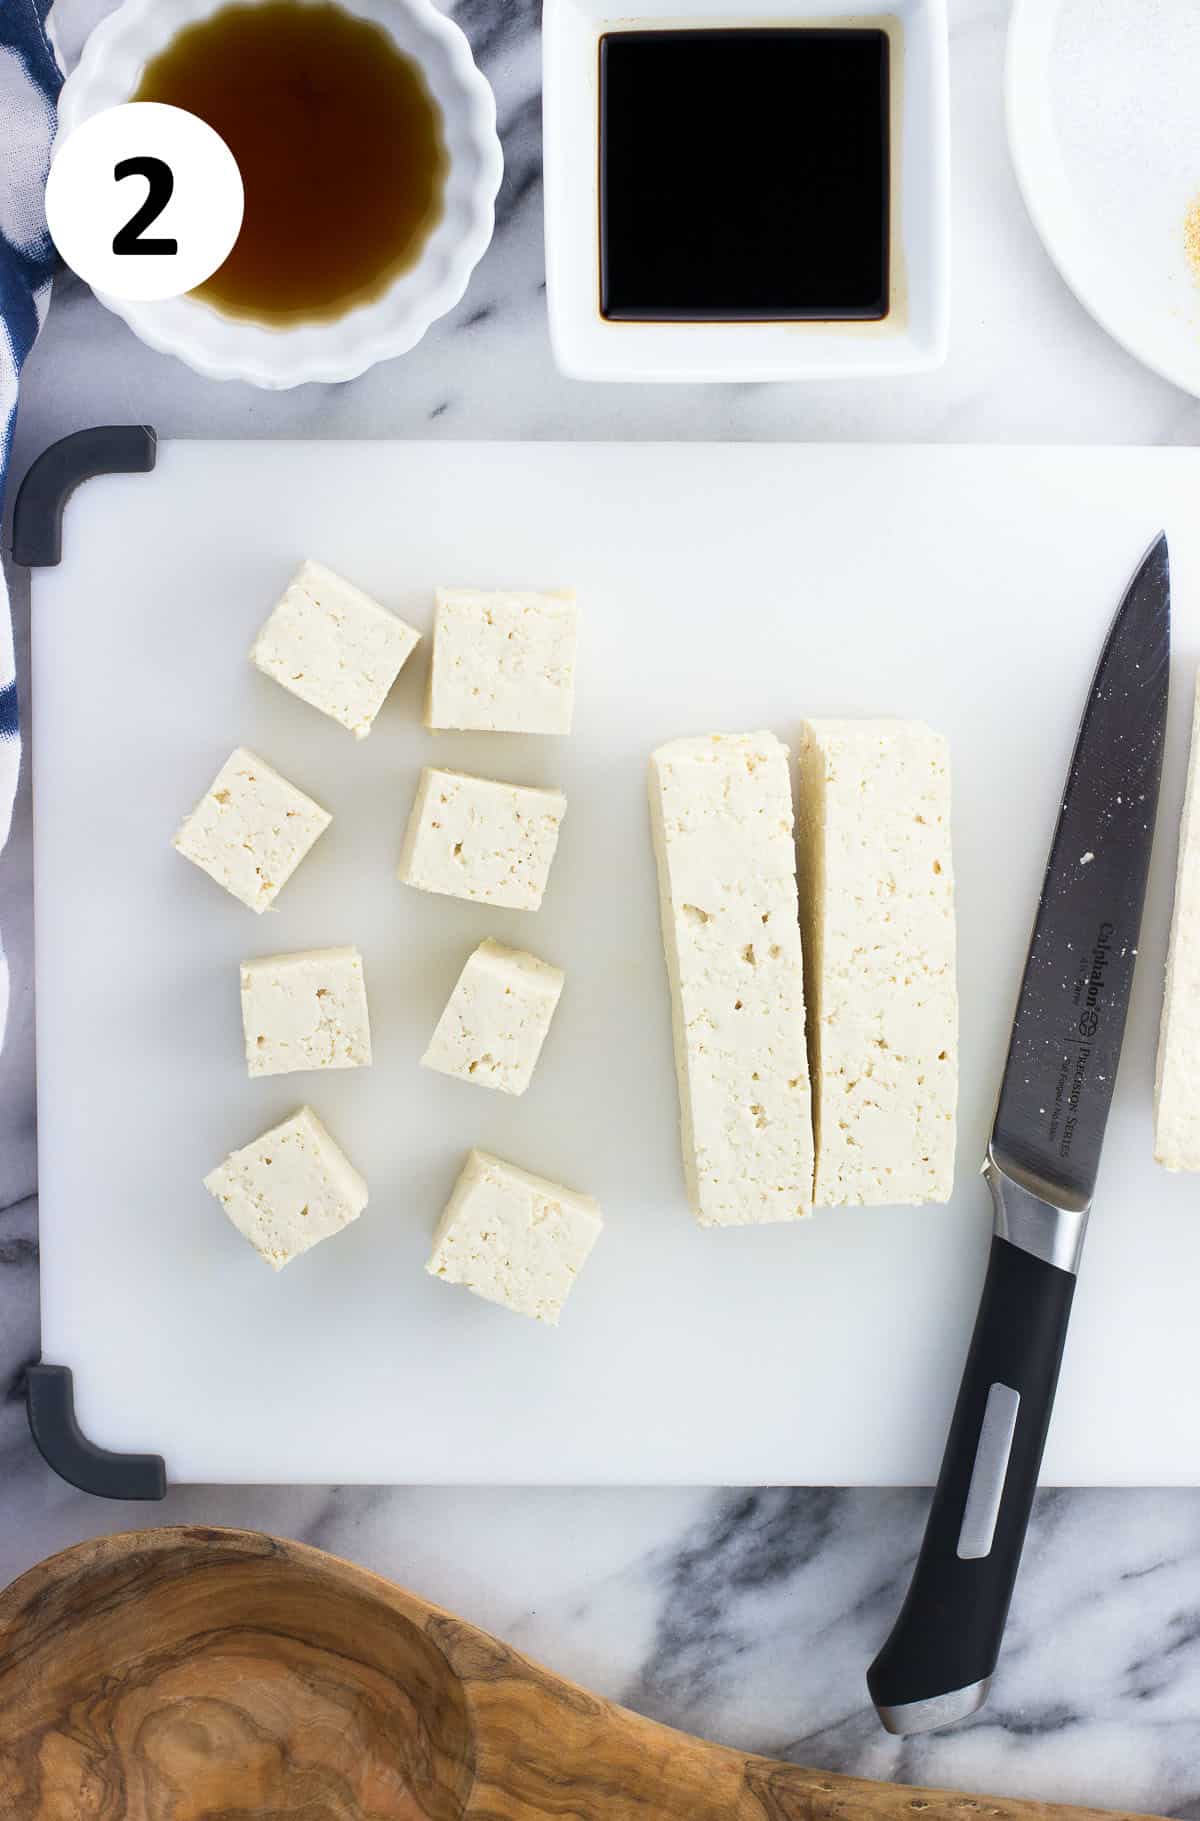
648,732,814,1228
398,768,566,910
1156,671,1200,1169
422,940,563,1095
203,1106,368,1270
173,747,331,914
427,587,577,734
426,1149,602,1324
797,719,957,1207
251,559,420,739
241,946,372,1078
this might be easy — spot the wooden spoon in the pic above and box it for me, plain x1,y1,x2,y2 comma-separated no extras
0,1525,1158,1821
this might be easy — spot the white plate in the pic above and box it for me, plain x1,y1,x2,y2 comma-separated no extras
1007,0,1200,402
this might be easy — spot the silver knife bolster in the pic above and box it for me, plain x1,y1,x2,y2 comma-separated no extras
984,1151,1090,1276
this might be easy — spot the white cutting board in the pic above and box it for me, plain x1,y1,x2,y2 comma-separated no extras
28,443,1200,1486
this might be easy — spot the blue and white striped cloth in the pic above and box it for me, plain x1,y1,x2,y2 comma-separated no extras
0,1,60,1041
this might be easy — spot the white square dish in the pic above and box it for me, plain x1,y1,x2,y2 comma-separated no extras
542,0,950,383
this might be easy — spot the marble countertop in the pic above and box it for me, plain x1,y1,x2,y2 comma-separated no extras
3,0,1200,1811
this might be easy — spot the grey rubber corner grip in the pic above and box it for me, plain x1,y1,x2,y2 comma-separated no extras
27,1364,166,1500
10,425,157,567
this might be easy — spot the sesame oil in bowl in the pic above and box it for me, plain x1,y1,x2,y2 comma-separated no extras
134,0,448,325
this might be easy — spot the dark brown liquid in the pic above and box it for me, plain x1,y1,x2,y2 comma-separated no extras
599,28,890,322
134,0,447,325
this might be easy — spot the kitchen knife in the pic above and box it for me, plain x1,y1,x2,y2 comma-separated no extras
867,534,1171,1737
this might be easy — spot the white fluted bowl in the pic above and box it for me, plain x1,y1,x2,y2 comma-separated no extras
58,0,503,388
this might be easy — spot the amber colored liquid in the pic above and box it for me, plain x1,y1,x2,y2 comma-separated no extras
135,1,447,325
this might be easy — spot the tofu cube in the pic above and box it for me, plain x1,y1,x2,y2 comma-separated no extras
1156,670,1200,1169
251,559,420,739
426,1149,602,1324
798,719,957,1207
241,946,372,1079
427,587,577,734
173,747,331,914
649,732,815,1227
203,1106,368,1270
398,767,566,911
422,940,563,1096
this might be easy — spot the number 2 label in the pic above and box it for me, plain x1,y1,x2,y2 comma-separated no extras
46,103,243,303
112,157,179,257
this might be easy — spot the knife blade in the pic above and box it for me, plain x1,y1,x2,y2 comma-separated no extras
866,534,1171,1738
992,533,1171,1219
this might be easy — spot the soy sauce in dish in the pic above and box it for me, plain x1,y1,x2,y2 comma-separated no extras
598,28,890,322
134,0,447,326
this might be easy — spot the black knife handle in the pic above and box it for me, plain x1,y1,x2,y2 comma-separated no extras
866,1232,1075,1732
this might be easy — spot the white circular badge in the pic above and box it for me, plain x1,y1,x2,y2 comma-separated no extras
45,103,243,302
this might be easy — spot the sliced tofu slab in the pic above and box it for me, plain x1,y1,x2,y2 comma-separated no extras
422,940,564,1096
251,559,420,740
649,732,814,1228
203,1106,368,1271
427,1149,602,1325
398,767,566,911
241,946,372,1079
1155,670,1200,1170
426,588,577,734
173,747,331,915
798,719,957,1207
